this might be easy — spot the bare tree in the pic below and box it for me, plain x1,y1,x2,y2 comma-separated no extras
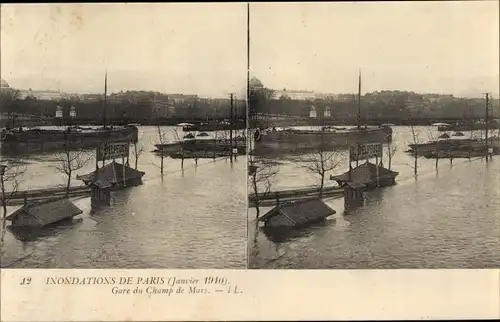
248,157,279,219
297,149,344,198
408,124,421,177
0,161,26,218
155,124,168,176
51,142,92,196
385,134,398,170
172,127,185,169
131,135,145,170
294,133,345,198
426,127,440,169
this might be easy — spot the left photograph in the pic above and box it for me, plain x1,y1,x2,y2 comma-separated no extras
0,3,248,268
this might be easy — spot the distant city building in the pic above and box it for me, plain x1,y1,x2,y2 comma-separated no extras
272,88,340,101
249,77,264,90
0,78,10,89
16,88,67,100
426,94,455,104
324,106,331,117
168,94,198,104
55,106,63,118
80,93,102,102
272,88,317,101
151,99,171,118
309,106,317,118
250,76,339,101
70,106,76,118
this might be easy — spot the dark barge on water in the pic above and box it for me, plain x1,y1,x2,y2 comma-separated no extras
437,121,500,132
253,125,391,156
180,121,246,132
0,125,138,155
154,132,246,157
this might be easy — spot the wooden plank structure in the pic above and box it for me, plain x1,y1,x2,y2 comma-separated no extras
77,161,145,190
331,141,399,210
330,161,399,189
257,198,336,228
89,181,112,209
343,182,366,210
5,197,83,228
77,160,145,209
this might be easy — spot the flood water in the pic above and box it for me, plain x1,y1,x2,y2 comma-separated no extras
249,126,500,269
1,126,246,268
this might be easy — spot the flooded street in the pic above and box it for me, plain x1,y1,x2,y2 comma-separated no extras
1,126,247,268
249,126,500,269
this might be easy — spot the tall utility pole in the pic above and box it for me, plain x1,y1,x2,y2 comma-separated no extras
485,93,489,152
246,2,251,131
355,70,362,167
357,69,362,129
485,93,494,159
103,70,108,129
230,93,234,162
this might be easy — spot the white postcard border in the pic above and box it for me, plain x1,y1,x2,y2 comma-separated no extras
1,269,499,321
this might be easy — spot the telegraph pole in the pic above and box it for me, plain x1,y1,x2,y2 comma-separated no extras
485,93,489,158
357,69,362,130
230,93,234,163
103,70,108,129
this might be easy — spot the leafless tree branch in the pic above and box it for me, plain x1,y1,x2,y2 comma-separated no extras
131,134,145,170
384,134,398,170
1,160,27,217
49,142,92,195
293,141,346,198
249,157,280,219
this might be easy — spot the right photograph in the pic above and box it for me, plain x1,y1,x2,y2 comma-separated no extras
247,1,500,269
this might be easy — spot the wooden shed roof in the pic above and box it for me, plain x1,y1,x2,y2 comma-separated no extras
77,161,145,185
258,198,336,226
330,161,398,185
6,197,83,225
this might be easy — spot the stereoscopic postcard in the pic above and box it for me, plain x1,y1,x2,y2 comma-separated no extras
1,2,499,321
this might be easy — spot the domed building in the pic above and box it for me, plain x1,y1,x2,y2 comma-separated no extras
1,78,10,89
249,77,264,90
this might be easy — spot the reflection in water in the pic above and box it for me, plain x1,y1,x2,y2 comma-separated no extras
261,219,333,244
249,127,500,269
1,126,246,268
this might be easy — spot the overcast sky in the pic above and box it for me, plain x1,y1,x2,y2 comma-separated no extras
1,3,247,98
250,1,499,97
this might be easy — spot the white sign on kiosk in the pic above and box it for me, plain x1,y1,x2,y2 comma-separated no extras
97,142,130,161
350,143,382,162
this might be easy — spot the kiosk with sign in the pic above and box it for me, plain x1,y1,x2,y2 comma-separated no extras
330,142,399,210
76,141,145,209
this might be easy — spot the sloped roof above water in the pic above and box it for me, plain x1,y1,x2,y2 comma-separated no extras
258,198,336,227
6,197,83,225
76,161,145,186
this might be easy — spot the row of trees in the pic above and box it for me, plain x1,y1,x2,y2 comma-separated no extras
249,86,499,122
0,89,246,123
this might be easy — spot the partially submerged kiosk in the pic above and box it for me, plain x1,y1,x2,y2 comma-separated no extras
330,142,399,210
77,142,145,209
